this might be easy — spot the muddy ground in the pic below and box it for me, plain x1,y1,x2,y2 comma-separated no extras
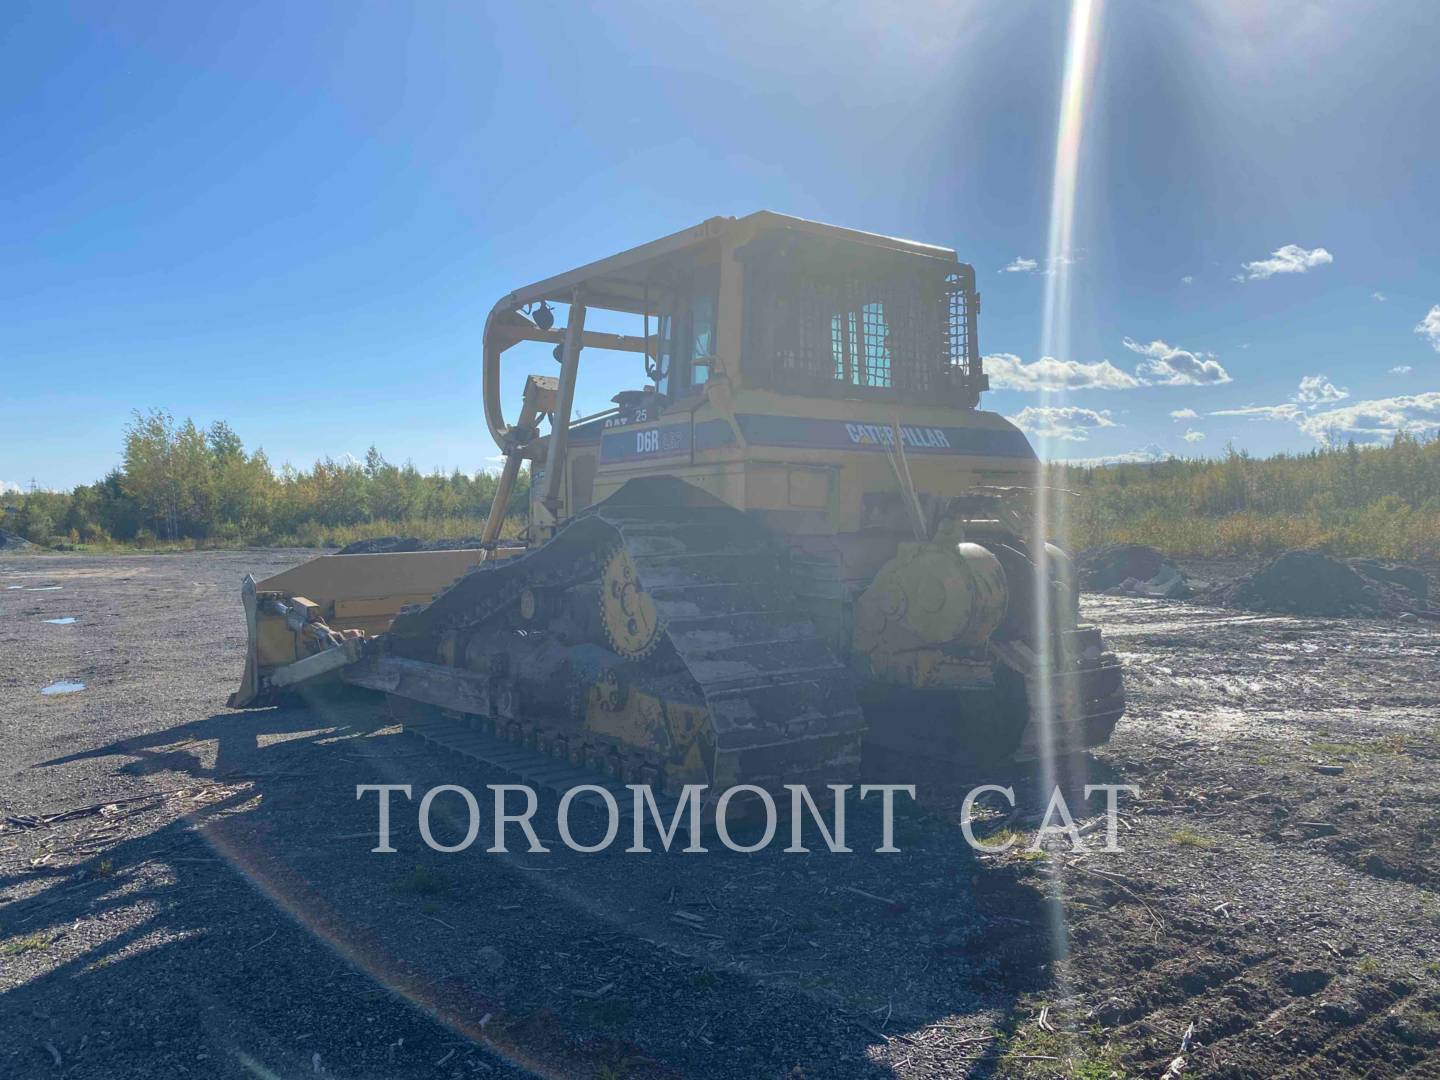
1,550,1437,1079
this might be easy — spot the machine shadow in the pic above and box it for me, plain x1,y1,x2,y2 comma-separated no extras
3,694,1087,1078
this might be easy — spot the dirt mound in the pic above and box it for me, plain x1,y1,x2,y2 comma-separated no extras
336,536,486,555
0,530,36,551
1210,550,1436,618
1348,558,1430,601
1077,542,1190,598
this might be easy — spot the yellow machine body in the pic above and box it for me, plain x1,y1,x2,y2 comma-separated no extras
231,212,1124,787
852,540,1008,688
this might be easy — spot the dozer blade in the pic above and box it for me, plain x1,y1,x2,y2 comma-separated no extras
229,548,492,707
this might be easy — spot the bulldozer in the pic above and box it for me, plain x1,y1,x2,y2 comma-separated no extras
229,212,1123,799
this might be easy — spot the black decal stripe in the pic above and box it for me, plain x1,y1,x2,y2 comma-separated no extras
694,419,739,451
734,414,1035,459
600,422,693,463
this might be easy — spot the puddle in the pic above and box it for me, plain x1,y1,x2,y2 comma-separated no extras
27,585,64,591
45,617,77,625
40,680,85,695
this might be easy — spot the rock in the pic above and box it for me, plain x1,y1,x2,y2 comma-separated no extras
1078,543,1192,598
0,529,35,551
1150,567,1191,599
1311,764,1345,776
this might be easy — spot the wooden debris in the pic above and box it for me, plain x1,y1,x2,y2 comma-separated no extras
1161,1021,1196,1077
569,981,615,999
840,885,897,906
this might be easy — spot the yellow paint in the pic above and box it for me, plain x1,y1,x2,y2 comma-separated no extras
599,547,661,658
853,541,1008,687
584,682,711,788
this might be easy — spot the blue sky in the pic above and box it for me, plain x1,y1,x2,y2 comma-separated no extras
3,0,1437,491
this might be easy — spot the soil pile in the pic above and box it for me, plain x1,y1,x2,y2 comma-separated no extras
1210,549,1436,618
1077,542,1190,598
1348,558,1430,601
0,530,35,551
336,536,486,555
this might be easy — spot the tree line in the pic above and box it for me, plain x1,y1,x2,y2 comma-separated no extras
3,410,1436,559
1058,432,1440,560
2,409,527,548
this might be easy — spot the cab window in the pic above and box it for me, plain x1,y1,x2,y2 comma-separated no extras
688,271,718,385
653,269,719,392
654,311,678,395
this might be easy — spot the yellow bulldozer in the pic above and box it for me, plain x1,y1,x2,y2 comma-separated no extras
229,212,1123,797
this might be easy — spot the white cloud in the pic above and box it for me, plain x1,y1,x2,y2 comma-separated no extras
1210,403,1304,422
1007,405,1116,441
1000,254,1081,276
1297,392,1440,444
1372,291,1387,302
1182,429,1206,443
1058,444,1170,467
1415,305,1440,352
1,480,24,495
1209,392,1440,444
1238,243,1333,281
1293,374,1349,404
1181,275,1194,285
1169,408,1199,421
1390,365,1413,375
984,353,1140,392
1122,337,1232,386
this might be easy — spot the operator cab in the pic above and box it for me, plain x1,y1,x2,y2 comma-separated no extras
478,212,998,541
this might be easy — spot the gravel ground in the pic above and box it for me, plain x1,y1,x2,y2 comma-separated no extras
1,549,1438,1078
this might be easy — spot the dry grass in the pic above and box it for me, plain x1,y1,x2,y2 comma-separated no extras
1059,435,1440,561
1070,509,1440,561
41,514,524,553
1169,827,1219,850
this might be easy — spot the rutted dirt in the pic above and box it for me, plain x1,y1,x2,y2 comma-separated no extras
1,551,1437,1078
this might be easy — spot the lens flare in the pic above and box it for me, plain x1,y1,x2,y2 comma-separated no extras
1033,0,1105,962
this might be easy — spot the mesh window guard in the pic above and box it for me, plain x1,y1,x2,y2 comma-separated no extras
742,238,983,405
